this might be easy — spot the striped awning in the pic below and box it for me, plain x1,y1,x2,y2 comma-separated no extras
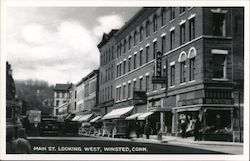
71,115,82,121
78,113,93,122
137,111,154,120
102,106,134,120
90,116,102,123
125,113,142,120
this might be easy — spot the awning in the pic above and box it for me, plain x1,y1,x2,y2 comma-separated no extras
125,113,142,120
72,115,82,121
176,107,201,113
90,116,102,123
78,113,93,122
102,106,134,120
137,111,154,120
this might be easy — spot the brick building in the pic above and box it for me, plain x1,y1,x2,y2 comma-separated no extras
53,83,71,116
97,7,244,141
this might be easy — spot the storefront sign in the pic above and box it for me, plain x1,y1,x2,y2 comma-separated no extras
155,51,163,76
178,98,203,106
152,76,167,84
204,98,233,104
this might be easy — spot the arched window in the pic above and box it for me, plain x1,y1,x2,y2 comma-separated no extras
153,15,158,32
134,31,137,46
178,51,187,83
139,26,143,42
188,47,196,81
128,35,132,50
146,21,150,37
124,39,127,53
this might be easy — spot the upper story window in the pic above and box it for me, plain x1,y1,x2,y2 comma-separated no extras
180,7,186,14
189,17,195,41
123,60,126,74
180,23,186,45
139,77,143,90
128,36,132,50
128,57,131,72
124,39,127,53
211,49,228,79
134,54,137,69
128,83,131,98
179,51,187,83
153,41,157,59
146,46,149,63
170,7,175,21
139,50,143,66
134,31,137,46
161,35,166,54
170,29,175,50
146,75,149,92
212,9,226,36
153,15,158,32
188,47,197,81
139,26,143,42
170,63,175,86
146,21,150,37
161,8,166,26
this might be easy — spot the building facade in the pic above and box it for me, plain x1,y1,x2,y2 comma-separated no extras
83,69,100,114
97,7,244,141
97,30,118,115
53,83,71,116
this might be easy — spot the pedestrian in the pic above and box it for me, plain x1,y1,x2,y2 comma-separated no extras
194,119,201,141
12,128,31,154
135,122,140,138
181,119,187,138
144,120,151,139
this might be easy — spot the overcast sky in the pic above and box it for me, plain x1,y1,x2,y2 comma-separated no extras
6,7,140,85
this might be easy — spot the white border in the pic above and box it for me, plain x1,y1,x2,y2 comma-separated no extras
0,0,249,161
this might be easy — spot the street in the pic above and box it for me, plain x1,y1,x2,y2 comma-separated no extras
27,136,226,154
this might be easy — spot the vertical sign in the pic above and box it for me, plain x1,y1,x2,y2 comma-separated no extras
155,51,162,76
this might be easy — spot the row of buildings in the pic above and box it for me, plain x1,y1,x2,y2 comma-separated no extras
53,7,244,141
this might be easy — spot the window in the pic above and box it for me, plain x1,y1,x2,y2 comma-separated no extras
133,80,137,90
161,8,166,26
180,23,186,45
153,41,157,59
128,83,131,98
170,7,175,20
112,46,114,59
119,87,121,100
111,85,113,98
123,84,126,99
153,15,157,32
170,65,175,86
139,26,143,42
111,65,113,79
146,46,149,63
161,35,166,54
139,50,143,66
162,67,166,88
212,54,227,79
128,57,131,72
56,100,59,106
134,54,137,69
134,31,137,46
56,92,59,98
180,61,186,83
146,21,150,37
117,45,119,58
189,58,195,81
123,60,126,74
189,17,195,41
170,30,175,50
128,36,132,50
212,12,226,36
146,76,149,91
180,7,186,14
124,40,127,53
116,65,119,77
139,78,143,90
116,88,118,101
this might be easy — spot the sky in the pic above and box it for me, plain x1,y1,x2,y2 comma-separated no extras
6,7,140,85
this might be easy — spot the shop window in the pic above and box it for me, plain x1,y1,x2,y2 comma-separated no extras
153,15,158,32
146,46,149,63
146,21,150,37
170,7,175,21
212,12,226,36
161,8,166,26
189,17,195,41
180,23,186,45
161,35,166,54
170,64,175,86
170,30,175,50
212,54,227,79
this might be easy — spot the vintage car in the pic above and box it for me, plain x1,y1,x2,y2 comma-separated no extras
40,117,60,136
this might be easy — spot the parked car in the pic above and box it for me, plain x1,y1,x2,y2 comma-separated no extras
40,117,60,136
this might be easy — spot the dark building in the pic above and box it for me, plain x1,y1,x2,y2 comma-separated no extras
97,7,244,141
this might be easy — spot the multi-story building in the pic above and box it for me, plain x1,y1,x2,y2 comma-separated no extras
83,69,100,114
53,83,71,116
97,30,118,115
98,7,244,141
68,84,77,114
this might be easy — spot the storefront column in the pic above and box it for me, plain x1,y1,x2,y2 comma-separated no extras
172,111,178,136
160,112,165,132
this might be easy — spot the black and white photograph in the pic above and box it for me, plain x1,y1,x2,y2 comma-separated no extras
1,0,249,161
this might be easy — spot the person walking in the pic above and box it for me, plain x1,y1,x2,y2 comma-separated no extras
135,122,140,138
194,118,201,141
181,119,187,138
144,120,151,139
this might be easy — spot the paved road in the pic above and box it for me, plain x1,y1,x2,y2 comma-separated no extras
28,136,226,154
